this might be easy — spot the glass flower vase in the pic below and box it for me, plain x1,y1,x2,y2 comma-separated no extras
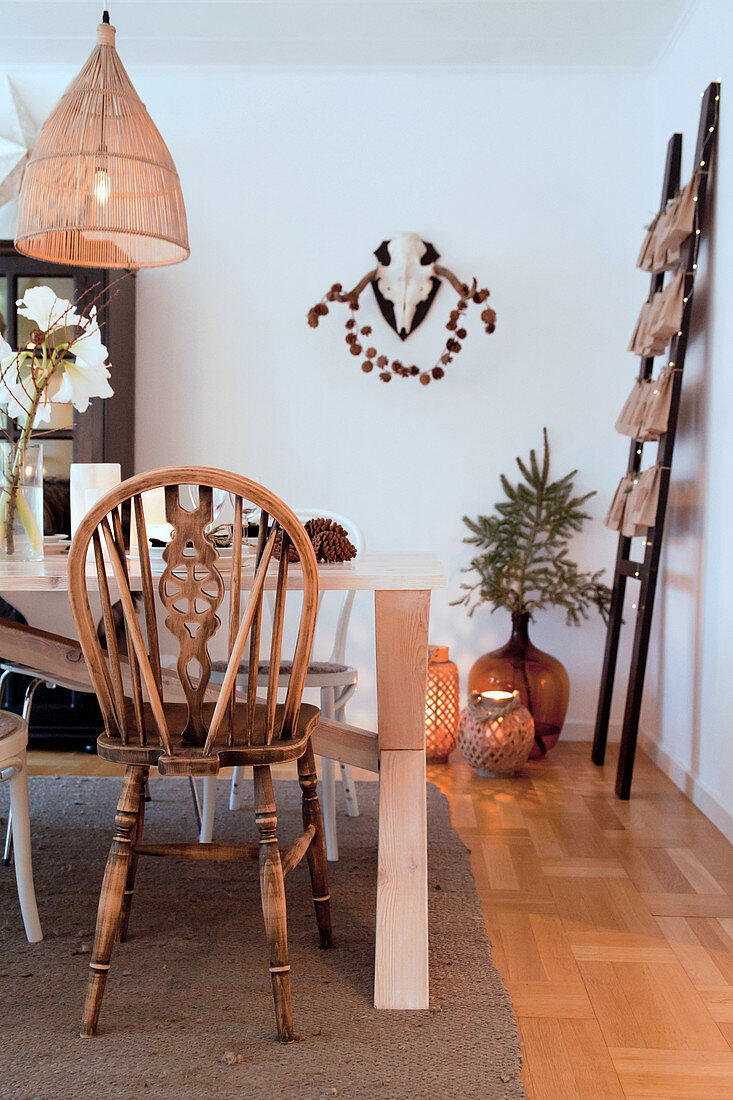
0,442,44,561
467,611,569,758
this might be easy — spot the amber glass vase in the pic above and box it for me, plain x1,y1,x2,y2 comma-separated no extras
467,612,569,757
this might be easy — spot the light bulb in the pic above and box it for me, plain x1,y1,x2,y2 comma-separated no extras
94,167,110,206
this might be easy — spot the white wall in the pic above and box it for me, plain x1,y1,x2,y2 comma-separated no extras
1,64,650,743
639,0,733,841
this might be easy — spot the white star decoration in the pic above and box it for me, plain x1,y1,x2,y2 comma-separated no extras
0,78,39,208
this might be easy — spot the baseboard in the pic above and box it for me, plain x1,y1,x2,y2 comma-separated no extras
638,730,733,845
561,720,621,743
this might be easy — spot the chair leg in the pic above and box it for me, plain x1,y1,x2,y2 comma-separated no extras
253,765,294,1043
335,703,360,818
199,776,217,843
118,766,148,943
339,763,360,817
2,804,13,864
229,765,245,810
188,776,202,831
320,687,339,861
8,758,42,943
81,766,146,1038
297,741,333,951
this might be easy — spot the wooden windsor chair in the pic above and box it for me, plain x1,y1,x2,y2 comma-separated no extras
67,467,332,1043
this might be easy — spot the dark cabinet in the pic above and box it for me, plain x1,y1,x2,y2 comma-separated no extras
0,243,136,747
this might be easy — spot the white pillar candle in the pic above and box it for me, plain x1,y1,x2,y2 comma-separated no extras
70,463,121,536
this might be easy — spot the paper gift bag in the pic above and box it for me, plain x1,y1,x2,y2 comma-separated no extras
639,366,675,440
637,211,661,272
664,172,699,252
655,268,686,343
626,466,662,530
628,300,647,355
605,474,633,531
615,380,641,436
634,269,685,357
650,200,678,272
650,174,698,272
615,378,651,438
638,293,669,357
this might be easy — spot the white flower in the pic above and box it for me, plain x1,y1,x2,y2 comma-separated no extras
16,286,80,333
67,307,108,369
0,346,47,422
0,289,114,423
54,358,113,413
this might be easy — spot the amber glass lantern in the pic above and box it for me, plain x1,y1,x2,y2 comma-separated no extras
424,645,460,763
468,612,569,758
457,690,535,777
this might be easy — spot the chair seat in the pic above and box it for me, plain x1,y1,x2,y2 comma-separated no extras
96,700,321,770
0,710,28,763
211,658,358,689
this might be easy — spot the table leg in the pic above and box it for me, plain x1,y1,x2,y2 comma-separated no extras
374,589,430,1010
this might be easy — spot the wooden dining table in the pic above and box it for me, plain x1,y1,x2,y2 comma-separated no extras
0,550,447,1011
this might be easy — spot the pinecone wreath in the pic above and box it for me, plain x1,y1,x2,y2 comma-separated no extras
273,517,357,563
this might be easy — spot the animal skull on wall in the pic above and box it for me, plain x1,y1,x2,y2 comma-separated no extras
307,232,496,385
372,233,441,340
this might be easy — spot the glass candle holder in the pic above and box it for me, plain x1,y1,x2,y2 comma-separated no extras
424,645,459,763
457,689,535,777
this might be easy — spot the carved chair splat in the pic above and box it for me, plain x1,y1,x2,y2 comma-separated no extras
67,467,332,1043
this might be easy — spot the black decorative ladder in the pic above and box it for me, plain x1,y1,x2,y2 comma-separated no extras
591,81,720,799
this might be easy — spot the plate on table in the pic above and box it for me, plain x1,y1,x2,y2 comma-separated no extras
43,535,71,555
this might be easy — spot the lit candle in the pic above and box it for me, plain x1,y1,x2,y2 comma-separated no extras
480,690,514,703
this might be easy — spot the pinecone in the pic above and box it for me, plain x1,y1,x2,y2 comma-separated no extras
272,529,300,562
309,517,357,562
273,517,357,563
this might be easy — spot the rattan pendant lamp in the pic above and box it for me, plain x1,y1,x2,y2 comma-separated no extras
15,10,189,269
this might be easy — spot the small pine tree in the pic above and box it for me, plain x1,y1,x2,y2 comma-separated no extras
455,429,612,625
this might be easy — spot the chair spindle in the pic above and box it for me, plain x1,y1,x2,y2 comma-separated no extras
93,525,127,741
110,508,146,745
266,531,289,744
246,511,270,746
133,493,163,702
227,495,243,747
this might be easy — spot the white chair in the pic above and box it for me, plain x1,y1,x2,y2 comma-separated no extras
0,708,42,942
0,659,108,865
200,510,363,860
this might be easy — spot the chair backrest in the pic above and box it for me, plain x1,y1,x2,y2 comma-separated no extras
68,467,319,755
293,510,364,665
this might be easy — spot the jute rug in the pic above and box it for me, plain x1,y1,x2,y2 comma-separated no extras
1,776,525,1099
